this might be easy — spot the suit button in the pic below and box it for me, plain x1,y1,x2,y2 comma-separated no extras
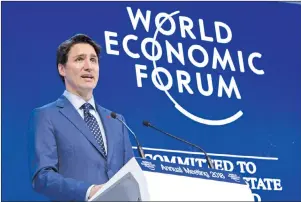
107,170,114,178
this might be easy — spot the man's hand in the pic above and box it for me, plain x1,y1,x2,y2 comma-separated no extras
89,184,103,199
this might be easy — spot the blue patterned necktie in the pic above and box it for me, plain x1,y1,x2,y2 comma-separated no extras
81,103,107,158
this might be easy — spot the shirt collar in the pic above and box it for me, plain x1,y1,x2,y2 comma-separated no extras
63,90,96,110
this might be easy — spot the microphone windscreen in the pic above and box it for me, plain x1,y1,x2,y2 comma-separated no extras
111,112,117,119
143,120,151,127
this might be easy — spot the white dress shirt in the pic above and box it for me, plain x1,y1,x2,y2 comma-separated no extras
63,90,106,200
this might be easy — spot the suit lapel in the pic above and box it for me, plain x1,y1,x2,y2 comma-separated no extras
56,95,107,159
96,105,115,164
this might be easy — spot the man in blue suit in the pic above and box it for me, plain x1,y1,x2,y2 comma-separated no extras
28,34,134,201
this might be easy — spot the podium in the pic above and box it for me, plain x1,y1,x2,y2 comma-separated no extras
89,157,254,201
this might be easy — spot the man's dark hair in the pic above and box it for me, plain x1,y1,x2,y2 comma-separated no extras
56,34,101,83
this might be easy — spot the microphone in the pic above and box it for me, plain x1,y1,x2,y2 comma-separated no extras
143,121,215,169
111,112,145,158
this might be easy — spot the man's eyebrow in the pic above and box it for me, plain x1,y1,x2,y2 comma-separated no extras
73,54,86,58
72,53,98,58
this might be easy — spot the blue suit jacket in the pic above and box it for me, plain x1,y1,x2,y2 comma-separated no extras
27,95,134,201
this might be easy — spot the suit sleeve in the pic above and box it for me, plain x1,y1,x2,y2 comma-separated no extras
27,108,92,201
120,115,135,164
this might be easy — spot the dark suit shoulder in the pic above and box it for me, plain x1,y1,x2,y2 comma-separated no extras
33,94,67,113
29,99,63,122
97,105,111,113
27,101,58,129
33,101,58,112
97,105,125,119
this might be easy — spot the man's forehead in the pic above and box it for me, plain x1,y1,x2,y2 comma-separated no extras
69,43,97,56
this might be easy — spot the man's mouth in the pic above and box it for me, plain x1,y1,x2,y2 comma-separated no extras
81,74,94,80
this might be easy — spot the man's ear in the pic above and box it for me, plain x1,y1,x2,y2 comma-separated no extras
58,64,66,77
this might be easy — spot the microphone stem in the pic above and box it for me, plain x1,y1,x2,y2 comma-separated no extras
149,125,214,169
118,118,145,158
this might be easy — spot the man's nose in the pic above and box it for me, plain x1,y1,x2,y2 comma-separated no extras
83,58,93,70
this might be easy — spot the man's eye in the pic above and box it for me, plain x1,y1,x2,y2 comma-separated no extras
91,58,97,63
75,57,83,62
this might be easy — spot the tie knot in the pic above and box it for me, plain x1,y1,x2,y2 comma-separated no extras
81,103,94,112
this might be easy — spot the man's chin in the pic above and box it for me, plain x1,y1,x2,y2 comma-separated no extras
79,84,96,91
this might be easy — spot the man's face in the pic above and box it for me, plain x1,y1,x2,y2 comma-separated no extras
59,43,99,95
